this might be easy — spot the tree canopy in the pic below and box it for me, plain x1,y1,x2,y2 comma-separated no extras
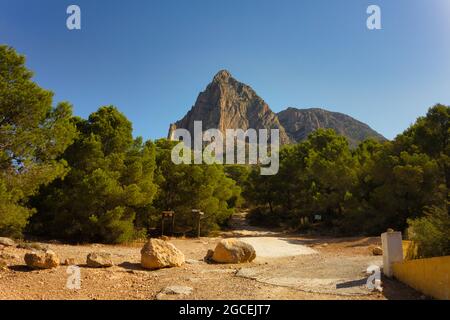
0,45,76,237
30,106,158,243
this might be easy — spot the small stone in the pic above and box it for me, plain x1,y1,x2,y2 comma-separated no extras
162,285,194,295
0,259,8,270
0,237,15,247
371,246,383,256
186,259,203,265
63,258,76,266
235,268,257,280
0,253,18,260
86,252,113,268
156,285,194,299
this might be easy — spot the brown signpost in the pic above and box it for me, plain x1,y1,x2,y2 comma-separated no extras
192,209,205,238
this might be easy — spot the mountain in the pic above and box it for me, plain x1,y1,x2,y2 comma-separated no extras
168,70,385,146
277,108,385,147
168,70,291,144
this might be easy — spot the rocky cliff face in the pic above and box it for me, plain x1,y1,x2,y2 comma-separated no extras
168,70,385,146
168,70,291,144
277,107,385,147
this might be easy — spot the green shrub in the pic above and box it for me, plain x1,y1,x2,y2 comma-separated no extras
407,206,450,258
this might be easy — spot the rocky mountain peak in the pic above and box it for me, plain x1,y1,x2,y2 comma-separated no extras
213,70,232,83
168,71,291,144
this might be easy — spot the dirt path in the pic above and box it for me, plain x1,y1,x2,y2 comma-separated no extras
223,212,421,298
239,237,318,258
222,211,280,237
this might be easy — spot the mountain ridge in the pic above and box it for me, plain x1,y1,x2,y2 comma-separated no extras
277,107,386,147
168,70,385,146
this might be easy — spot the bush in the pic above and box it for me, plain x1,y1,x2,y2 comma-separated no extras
0,181,34,238
407,206,450,258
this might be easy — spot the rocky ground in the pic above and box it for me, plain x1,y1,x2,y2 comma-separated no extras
0,214,424,300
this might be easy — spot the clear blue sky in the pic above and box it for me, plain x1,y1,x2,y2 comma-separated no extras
1,0,449,140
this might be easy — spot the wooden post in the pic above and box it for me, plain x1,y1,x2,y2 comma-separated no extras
197,214,201,238
192,209,204,238
171,214,175,236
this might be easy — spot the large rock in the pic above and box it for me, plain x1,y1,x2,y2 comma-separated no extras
24,250,59,269
140,239,185,270
86,252,113,268
0,237,15,247
212,239,256,264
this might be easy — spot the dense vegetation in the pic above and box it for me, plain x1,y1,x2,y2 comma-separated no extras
0,46,448,257
28,107,158,243
244,105,449,257
0,46,77,237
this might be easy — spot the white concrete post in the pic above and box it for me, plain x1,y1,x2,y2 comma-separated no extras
381,231,403,277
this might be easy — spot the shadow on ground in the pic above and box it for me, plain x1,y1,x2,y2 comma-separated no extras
118,262,147,271
7,265,32,272
380,276,427,300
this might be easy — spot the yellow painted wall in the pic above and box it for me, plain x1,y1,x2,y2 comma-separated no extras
392,256,450,300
